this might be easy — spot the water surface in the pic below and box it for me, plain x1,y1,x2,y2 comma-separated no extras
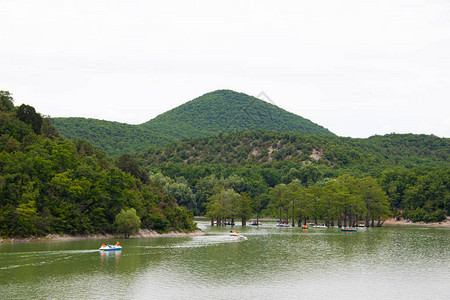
1,222,449,299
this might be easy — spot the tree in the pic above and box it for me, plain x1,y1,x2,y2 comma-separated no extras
0,91,14,112
357,177,390,226
205,188,241,225
165,182,197,213
267,184,290,222
115,208,141,238
116,153,148,183
298,164,322,187
16,104,42,135
236,192,252,225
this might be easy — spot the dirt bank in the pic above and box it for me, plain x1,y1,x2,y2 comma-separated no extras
383,216,450,228
0,229,204,244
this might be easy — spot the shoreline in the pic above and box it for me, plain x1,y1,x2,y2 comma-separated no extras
197,216,450,227
0,229,205,244
382,216,450,228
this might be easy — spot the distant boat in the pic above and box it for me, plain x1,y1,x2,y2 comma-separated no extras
358,223,366,227
313,224,327,228
99,243,122,251
225,222,235,226
276,221,290,227
229,230,239,237
301,224,309,229
249,221,261,226
341,227,357,232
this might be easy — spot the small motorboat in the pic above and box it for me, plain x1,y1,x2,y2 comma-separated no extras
301,224,309,229
229,230,239,237
313,224,327,228
249,221,261,226
276,224,290,227
341,227,357,232
225,222,235,226
277,221,290,227
99,243,122,251
358,223,366,227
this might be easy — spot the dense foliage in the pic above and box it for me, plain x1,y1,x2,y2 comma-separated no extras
2,89,448,231
138,130,449,222
0,91,197,238
50,118,172,156
264,175,390,227
140,131,447,171
51,90,335,156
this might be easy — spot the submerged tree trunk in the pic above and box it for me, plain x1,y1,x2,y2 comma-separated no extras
279,206,282,223
371,219,375,227
241,218,246,226
331,218,335,227
210,218,214,226
377,217,384,227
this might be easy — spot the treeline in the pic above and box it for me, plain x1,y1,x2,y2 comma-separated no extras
0,91,197,238
138,131,449,223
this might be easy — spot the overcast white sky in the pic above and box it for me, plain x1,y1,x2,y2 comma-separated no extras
1,0,449,138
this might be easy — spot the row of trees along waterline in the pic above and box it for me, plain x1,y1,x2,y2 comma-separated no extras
204,174,391,227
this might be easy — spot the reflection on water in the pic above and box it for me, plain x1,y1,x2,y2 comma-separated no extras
1,222,449,299
100,249,121,266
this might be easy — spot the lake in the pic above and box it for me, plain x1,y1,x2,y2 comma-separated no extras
1,222,449,299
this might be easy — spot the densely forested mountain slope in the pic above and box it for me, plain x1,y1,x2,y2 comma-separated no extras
137,130,449,222
51,90,334,156
0,91,197,238
141,89,334,138
50,118,172,156
139,131,448,174
3,90,448,226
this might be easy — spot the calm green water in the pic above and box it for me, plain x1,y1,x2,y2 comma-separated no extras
1,222,449,299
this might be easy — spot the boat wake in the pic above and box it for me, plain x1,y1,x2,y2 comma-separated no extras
135,234,248,249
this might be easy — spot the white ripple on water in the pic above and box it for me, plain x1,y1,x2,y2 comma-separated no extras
134,234,248,250
0,249,98,257
0,249,99,270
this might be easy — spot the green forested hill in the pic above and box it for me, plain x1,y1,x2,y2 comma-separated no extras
139,131,449,174
141,90,334,138
2,90,448,228
138,131,449,221
51,90,335,156
0,91,197,238
50,118,172,156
